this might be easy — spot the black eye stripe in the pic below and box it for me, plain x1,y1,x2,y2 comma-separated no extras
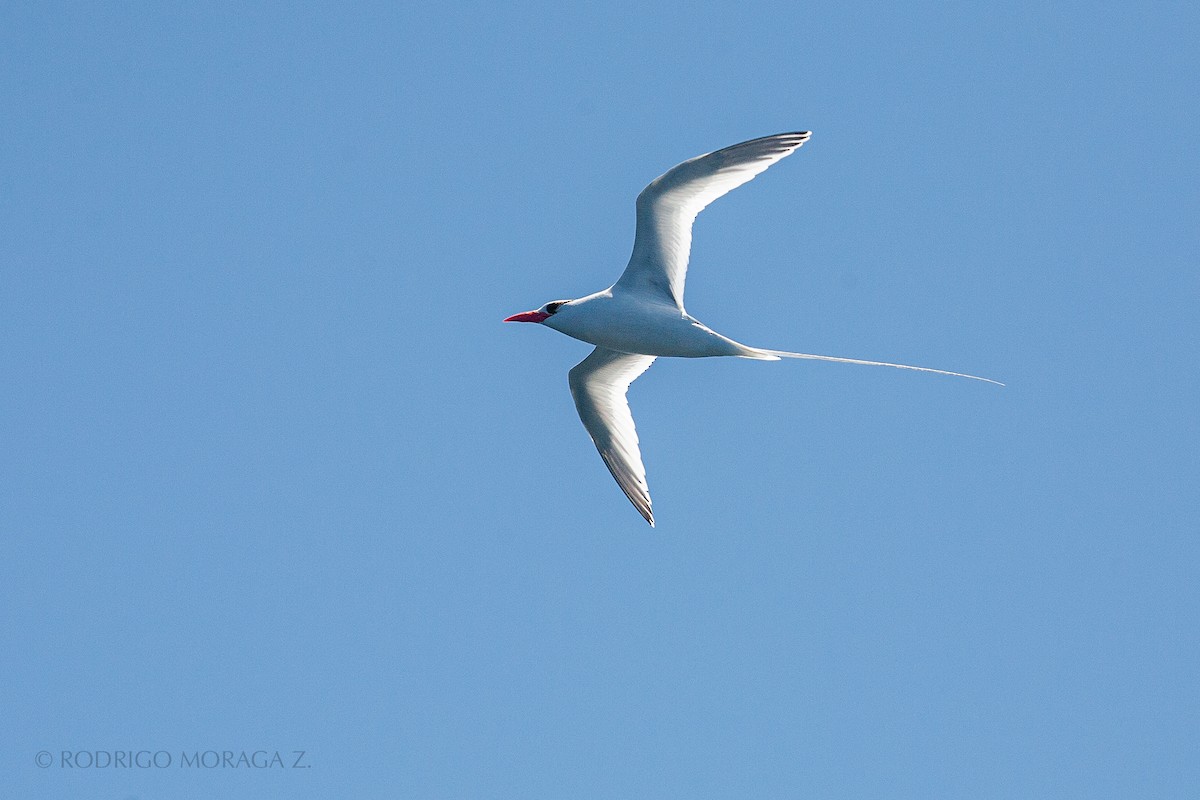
546,301,566,315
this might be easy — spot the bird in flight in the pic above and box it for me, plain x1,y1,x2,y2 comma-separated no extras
505,132,1000,526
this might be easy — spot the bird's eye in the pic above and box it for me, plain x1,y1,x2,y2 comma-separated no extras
545,301,566,315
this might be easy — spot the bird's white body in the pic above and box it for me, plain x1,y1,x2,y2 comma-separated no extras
506,132,998,526
544,289,754,359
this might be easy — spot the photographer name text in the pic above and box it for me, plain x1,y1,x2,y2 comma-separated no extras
35,749,310,770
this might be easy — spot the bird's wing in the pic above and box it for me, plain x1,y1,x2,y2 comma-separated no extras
614,131,811,310
568,347,658,526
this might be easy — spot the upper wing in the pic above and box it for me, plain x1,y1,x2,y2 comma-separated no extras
568,347,658,526
614,131,811,310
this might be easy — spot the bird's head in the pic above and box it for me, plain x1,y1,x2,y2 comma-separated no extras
503,300,570,324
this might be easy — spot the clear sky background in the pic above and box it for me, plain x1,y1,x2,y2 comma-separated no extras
2,2,1197,798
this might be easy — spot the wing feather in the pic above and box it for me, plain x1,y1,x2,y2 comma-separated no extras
568,347,658,526
614,131,811,309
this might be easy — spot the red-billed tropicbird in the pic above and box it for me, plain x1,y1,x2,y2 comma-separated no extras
505,132,1000,526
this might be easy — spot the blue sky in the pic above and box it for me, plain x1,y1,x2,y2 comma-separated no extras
2,2,1197,797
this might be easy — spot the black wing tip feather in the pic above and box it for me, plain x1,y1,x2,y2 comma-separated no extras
598,451,655,527
714,131,812,162
740,131,811,147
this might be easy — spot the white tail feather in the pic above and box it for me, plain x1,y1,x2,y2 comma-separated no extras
746,347,1004,386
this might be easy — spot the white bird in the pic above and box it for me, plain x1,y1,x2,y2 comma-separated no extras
506,132,1000,526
